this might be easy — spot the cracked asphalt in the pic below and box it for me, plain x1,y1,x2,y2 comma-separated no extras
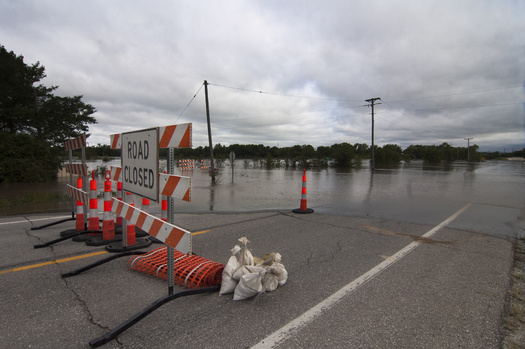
0,208,517,348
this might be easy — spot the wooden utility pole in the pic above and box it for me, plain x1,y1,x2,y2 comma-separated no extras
464,137,473,162
365,97,381,170
204,80,216,182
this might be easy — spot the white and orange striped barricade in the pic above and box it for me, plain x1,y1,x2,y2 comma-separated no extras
159,173,191,202
105,192,153,252
109,198,192,254
66,180,89,229
60,134,89,236
158,123,192,149
33,134,88,232
292,169,314,214
110,123,192,151
178,159,195,171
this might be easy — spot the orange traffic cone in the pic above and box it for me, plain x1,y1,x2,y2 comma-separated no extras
292,169,314,214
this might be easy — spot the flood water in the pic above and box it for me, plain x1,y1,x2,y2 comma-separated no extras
1,159,524,236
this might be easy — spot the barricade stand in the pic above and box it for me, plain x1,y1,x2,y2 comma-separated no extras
116,181,123,228
85,171,117,246
60,123,220,347
292,169,314,214
161,194,168,222
61,176,86,238
59,134,89,238
30,135,87,230
75,177,85,231
34,183,91,248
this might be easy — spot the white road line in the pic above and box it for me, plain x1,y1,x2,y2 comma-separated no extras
0,215,71,226
251,203,472,349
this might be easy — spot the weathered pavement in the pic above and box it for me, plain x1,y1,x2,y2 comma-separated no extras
0,207,516,348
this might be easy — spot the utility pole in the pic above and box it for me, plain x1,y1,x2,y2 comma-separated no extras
365,97,381,170
204,80,216,182
464,137,473,162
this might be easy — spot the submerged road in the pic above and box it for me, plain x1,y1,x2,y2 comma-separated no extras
0,200,519,348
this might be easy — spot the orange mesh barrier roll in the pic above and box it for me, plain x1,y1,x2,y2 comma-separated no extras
127,247,224,289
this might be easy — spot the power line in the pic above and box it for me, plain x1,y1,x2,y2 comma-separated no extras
207,82,362,102
174,83,204,123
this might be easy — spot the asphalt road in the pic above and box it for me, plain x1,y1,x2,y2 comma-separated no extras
0,203,518,349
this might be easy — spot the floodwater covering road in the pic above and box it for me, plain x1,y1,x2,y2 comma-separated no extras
1,159,524,240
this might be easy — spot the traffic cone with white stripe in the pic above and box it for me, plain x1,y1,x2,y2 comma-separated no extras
292,169,314,214
85,171,116,246
88,171,100,231
74,171,102,242
60,176,87,238
102,173,115,240
75,177,85,230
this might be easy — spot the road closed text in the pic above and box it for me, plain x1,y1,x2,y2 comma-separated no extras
121,128,159,201
123,166,155,188
123,138,156,191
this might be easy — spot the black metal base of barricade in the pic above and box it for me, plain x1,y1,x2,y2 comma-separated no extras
60,228,82,238
84,234,122,246
33,230,94,249
72,230,102,242
292,208,314,214
30,213,75,231
89,285,220,348
105,237,153,252
61,250,147,278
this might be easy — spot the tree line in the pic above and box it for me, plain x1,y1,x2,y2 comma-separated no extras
85,141,524,170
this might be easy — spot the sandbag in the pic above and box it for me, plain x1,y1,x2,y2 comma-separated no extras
261,265,280,292
238,237,254,267
232,265,265,282
233,270,266,301
219,245,241,295
275,262,288,286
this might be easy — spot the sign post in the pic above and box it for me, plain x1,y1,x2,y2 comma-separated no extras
230,151,235,183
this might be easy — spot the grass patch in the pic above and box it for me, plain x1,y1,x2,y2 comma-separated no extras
0,193,68,209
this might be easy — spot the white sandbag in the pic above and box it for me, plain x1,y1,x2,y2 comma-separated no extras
275,262,288,286
257,252,281,267
261,265,280,292
232,265,265,282
238,237,254,267
233,270,266,301
219,245,242,295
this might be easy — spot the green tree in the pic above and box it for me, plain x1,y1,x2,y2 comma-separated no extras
331,142,356,168
0,45,97,182
375,144,403,167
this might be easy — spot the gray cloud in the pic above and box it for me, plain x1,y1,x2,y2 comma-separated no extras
1,0,523,151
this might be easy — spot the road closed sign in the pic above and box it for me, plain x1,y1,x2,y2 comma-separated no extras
122,127,159,201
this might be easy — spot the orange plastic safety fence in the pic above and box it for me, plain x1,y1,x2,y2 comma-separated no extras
127,247,224,289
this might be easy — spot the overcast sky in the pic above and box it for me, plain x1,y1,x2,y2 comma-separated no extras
1,0,524,152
